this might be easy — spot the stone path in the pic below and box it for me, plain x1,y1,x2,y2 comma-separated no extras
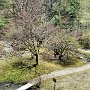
16,64,90,90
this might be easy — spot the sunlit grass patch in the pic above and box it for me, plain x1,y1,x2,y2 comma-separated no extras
0,57,63,84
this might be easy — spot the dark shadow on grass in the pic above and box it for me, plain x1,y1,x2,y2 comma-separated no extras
27,64,37,69
59,59,77,67
41,52,78,67
12,61,37,70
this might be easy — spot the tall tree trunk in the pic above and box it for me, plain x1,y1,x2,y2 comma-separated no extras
59,54,63,61
54,53,57,58
35,53,38,65
59,55,62,61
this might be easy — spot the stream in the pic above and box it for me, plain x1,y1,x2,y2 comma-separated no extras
0,83,22,90
0,83,39,90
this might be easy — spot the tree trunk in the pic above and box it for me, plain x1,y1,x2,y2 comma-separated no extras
59,54,63,61
59,55,62,61
54,52,56,58
35,53,38,65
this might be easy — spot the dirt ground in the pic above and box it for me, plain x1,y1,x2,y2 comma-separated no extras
41,69,90,90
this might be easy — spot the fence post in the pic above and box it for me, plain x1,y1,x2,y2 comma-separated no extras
53,78,56,90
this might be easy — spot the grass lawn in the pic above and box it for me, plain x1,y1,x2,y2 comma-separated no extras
40,69,90,90
0,56,64,84
0,55,86,84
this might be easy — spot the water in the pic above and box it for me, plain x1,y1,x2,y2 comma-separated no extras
0,83,22,90
0,83,40,90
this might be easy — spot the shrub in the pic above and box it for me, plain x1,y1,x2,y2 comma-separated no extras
44,31,79,65
79,31,90,49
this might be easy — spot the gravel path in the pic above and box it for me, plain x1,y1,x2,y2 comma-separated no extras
40,64,90,81
17,64,90,90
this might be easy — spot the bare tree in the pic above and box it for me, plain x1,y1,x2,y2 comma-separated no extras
11,0,58,65
44,30,79,65
11,0,46,65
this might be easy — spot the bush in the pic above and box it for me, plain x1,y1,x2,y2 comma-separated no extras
44,31,79,65
79,31,90,49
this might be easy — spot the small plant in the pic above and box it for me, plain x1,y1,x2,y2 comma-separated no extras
79,31,90,49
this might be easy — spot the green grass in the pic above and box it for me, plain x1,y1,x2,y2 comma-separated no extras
0,57,64,84
0,18,9,29
0,56,86,84
0,46,87,84
72,60,86,67
40,69,90,90
78,48,90,62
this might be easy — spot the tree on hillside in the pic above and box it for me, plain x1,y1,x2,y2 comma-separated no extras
78,31,90,49
0,0,7,9
11,0,42,65
45,0,80,30
10,0,80,66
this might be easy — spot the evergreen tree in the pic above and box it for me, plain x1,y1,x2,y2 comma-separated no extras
48,0,80,30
